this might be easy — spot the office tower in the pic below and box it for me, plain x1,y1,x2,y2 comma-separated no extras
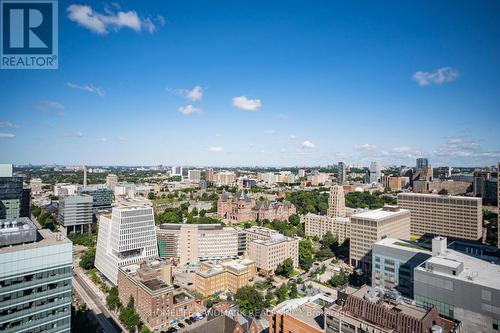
338,161,346,185
0,164,30,219
327,185,346,217
371,238,431,297
95,206,158,285
324,285,459,333
205,168,214,182
117,261,194,332
77,185,113,210
416,158,429,169
349,206,411,272
58,194,93,233
106,173,118,190
473,170,498,204
171,166,183,177
0,218,72,333
156,224,238,265
188,169,202,182
369,161,381,184
397,193,482,241
30,178,42,194
195,259,256,297
414,237,500,333
298,169,306,178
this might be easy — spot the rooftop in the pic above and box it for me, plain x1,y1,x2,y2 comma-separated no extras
416,248,500,290
0,227,71,254
351,206,409,221
374,237,430,253
398,192,482,202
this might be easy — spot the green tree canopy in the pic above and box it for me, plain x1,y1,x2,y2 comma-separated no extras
235,285,264,316
275,258,294,278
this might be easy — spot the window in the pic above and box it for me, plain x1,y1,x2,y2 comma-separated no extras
493,319,500,331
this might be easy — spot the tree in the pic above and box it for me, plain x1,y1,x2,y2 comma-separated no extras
79,247,96,270
438,189,448,195
235,285,264,316
191,207,198,216
32,205,42,217
289,281,298,299
275,283,288,303
321,231,336,250
275,258,294,278
329,270,349,287
119,296,140,332
106,287,121,311
147,191,156,200
140,326,153,333
199,209,206,217
299,239,314,271
264,292,274,308
288,214,300,226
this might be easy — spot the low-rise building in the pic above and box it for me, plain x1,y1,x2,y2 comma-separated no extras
325,286,460,333
117,261,194,332
303,213,350,243
194,259,256,297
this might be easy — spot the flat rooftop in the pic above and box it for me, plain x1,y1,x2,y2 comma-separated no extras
0,228,71,254
374,237,430,253
398,192,482,202
417,249,500,290
351,206,409,220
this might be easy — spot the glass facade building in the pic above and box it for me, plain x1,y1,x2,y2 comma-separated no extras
0,176,30,220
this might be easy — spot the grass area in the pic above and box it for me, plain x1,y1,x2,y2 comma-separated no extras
68,233,97,247
151,197,177,205
394,241,427,251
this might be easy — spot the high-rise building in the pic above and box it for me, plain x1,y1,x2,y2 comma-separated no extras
95,206,159,285
0,164,30,219
298,169,306,178
156,224,238,266
338,161,346,185
349,206,411,273
82,165,87,186
30,177,42,194
58,194,93,233
0,218,73,333
371,237,431,297
188,169,202,182
416,157,429,169
214,171,236,186
205,168,214,182
369,162,381,184
77,185,113,210
106,173,118,190
414,237,500,333
397,193,482,241
303,213,350,243
171,166,183,177
327,185,346,217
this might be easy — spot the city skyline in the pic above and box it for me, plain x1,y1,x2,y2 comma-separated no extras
1,1,500,167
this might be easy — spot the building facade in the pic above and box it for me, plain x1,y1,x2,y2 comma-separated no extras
247,232,300,275
95,206,159,285
0,219,72,333
414,237,500,333
327,185,346,217
0,164,30,220
302,214,350,244
77,185,113,210
349,206,411,273
156,223,238,266
188,170,202,182
58,194,93,233
397,193,483,241
337,162,346,185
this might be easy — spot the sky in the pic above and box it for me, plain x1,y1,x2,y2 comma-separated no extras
1,0,500,167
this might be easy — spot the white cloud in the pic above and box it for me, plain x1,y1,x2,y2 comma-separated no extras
232,96,262,111
215,133,222,137
67,82,105,96
98,137,108,142
118,135,128,141
277,113,288,120
412,67,459,86
264,130,275,134
289,134,297,140
66,4,162,34
355,143,377,152
166,85,203,101
178,105,202,115
37,101,65,117
0,121,19,129
64,131,83,138
0,133,15,139
207,146,223,152
302,140,315,149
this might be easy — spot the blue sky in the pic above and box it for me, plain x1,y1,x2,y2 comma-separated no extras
1,0,500,167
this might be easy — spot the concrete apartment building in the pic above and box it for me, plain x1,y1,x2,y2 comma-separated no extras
106,173,118,191
205,168,214,182
303,213,350,243
248,233,300,275
349,206,411,273
372,237,431,297
214,171,236,186
397,193,483,241
194,259,256,297
325,286,460,333
327,185,346,217
0,218,73,333
269,294,335,333
117,261,194,332
414,237,500,333
156,223,238,266
188,169,202,182
95,206,159,285
58,194,93,233
30,177,42,194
